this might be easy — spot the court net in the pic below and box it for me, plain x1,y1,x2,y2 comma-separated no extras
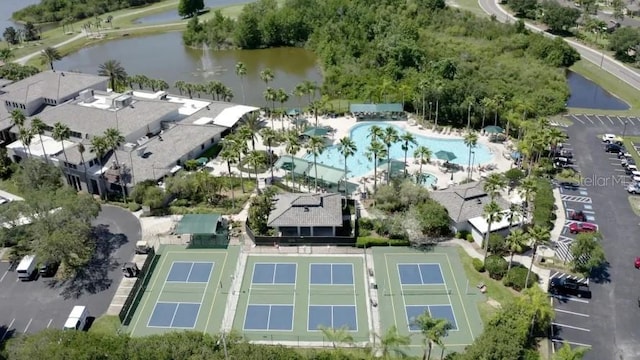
247,288,361,296
383,288,452,296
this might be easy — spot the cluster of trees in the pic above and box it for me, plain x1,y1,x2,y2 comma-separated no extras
509,0,582,33
182,0,579,126
178,0,205,18
2,23,40,45
0,63,39,81
608,27,640,63
12,0,161,24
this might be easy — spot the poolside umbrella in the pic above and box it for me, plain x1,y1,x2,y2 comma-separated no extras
303,127,330,137
435,150,457,162
483,125,504,134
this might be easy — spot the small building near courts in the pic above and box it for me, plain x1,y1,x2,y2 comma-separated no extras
175,214,229,248
349,103,404,121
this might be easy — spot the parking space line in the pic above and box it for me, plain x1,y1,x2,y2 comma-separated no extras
599,115,613,125
0,270,8,282
620,116,630,126
552,322,590,332
606,115,618,125
614,169,626,172
23,319,32,333
552,295,590,304
571,114,585,124
47,319,53,328
554,308,590,317
551,339,592,347
1,319,14,341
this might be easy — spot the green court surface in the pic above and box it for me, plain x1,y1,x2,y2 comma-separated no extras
233,255,371,345
372,247,483,356
128,245,240,336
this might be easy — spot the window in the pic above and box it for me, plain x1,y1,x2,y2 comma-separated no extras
201,144,205,150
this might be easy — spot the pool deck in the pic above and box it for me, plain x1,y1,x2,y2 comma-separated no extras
209,114,514,192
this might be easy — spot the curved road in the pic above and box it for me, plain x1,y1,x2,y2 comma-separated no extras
478,0,640,92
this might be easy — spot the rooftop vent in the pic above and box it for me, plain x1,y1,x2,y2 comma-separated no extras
78,89,94,103
476,199,482,205
112,94,133,109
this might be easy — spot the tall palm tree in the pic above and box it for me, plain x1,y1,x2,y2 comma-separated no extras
381,126,399,184
276,88,289,130
235,61,247,104
90,135,109,197
483,173,506,200
246,150,265,190
319,326,354,349
505,229,529,272
376,325,411,359
77,142,90,191
259,68,274,89
220,142,238,207
260,127,278,182
241,113,262,150
98,59,128,91
368,125,383,142
482,201,503,264
506,202,522,229
174,80,186,95
306,135,325,192
366,140,386,192
40,47,61,71
293,83,306,126
414,145,432,185
338,136,357,198
414,311,452,360
263,87,277,129
104,127,126,201
521,287,555,338
302,80,317,104
525,225,551,286
518,176,537,223
463,131,478,180
10,109,26,130
553,342,589,360
18,128,33,158
400,132,417,177
52,122,71,166
30,117,48,163
284,131,301,191
222,135,245,193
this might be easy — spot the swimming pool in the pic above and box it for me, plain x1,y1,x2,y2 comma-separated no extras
305,123,493,178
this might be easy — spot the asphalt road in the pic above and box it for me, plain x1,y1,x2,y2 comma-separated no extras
0,205,140,341
477,0,640,91
559,115,640,359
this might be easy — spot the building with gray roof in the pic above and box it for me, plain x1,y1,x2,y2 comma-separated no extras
268,193,343,236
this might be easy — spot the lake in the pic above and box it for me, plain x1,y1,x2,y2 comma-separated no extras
566,70,629,110
0,0,41,32
134,0,255,24
55,32,323,106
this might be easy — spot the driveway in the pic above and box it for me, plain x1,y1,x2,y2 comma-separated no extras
555,115,640,359
0,205,140,341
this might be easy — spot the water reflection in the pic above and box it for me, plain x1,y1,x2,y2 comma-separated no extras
133,0,254,24
566,71,629,110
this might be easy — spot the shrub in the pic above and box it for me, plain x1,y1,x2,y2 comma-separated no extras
485,255,509,280
128,203,142,212
356,236,410,248
472,258,485,273
532,179,554,228
358,217,375,231
488,233,506,255
456,230,470,239
503,266,538,291
504,168,525,185
358,228,371,237
466,233,474,242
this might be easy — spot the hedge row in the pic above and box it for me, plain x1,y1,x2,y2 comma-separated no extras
355,236,410,248
532,179,555,228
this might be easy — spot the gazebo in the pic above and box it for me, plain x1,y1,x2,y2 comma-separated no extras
175,214,228,248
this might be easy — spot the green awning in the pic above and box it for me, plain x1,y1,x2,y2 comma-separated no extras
175,214,220,234
303,127,330,137
350,103,403,113
274,157,311,174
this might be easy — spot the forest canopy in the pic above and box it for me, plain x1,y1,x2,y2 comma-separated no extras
183,0,579,127
13,0,161,24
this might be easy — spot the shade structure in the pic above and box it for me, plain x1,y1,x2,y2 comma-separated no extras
434,150,457,162
287,108,301,116
303,127,330,137
175,214,220,234
483,125,504,134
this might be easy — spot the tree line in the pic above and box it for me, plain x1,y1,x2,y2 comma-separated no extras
12,0,161,24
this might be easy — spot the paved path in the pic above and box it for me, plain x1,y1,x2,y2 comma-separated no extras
478,0,640,91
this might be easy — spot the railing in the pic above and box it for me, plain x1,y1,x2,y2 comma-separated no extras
118,247,158,325
244,223,357,246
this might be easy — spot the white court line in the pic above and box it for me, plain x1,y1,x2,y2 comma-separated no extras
570,114,585,124
0,270,8,282
23,319,33,333
552,322,590,332
551,339,592,347
1,319,14,341
46,319,53,328
554,308,590,317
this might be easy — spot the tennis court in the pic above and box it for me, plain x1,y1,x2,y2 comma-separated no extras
372,247,483,356
234,255,371,345
128,245,240,336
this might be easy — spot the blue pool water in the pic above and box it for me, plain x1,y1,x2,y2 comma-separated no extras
305,123,493,178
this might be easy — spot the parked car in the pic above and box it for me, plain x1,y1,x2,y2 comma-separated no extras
559,181,579,190
635,257,640,269
569,222,598,234
570,210,586,222
39,261,59,277
602,134,616,142
135,241,151,255
628,183,640,195
549,277,592,298
626,159,637,168
606,144,623,153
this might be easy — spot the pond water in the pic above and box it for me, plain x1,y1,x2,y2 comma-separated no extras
55,32,322,106
566,71,630,110
133,0,254,24
0,0,41,32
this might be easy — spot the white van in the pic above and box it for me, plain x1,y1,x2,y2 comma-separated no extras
63,306,89,331
16,255,37,281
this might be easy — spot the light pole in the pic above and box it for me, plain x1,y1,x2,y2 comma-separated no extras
623,120,628,139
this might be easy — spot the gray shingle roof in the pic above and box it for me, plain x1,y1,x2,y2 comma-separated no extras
430,181,509,223
0,71,108,103
53,142,96,164
268,193,343,227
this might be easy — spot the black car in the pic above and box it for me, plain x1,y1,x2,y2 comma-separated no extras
549,278,592,298
606,144,623,153
559,181,579,190
39,261,59,277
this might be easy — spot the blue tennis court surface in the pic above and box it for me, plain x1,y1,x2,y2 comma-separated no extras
405,305,458,331
251,263,297,284
398,263,444,285
310,263,354,285
148,302,201,328
166,261,214,283
308,305,358,331
243,305,294,330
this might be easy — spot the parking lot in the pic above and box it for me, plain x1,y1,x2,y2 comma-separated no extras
547,114,640,359
0,205,140,341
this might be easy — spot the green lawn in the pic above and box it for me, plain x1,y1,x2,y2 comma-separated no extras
449,0,488,17
89,315,122,335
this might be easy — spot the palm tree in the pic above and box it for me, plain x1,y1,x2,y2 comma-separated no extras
414,145,432,185
519,176,537,223
302,80,317,104
276,88,289,130
174,80,186,95
463,131,478,180
90,135,109,197
381,126,399,184
263,87,277,129
319,326,354,349
414,311,452,360
98,59,128,91
483,173,506,200
52,122,71,166
521,287,555,338
482,201,503,264
77,142,90,191
525,225,551,286
260,127,278,182
400,132,417,177
338,136,357,198
505,229,529,272
553,342,589,360
18,128,33,158
40,47,61,71
10,109,26,130
246,150,265,190
293,83,306,127
376,325,411,359
366,140,386,192
306,135,325,192
235,62,247,104
285,131,301,191
506,202,522,229
104,127,126,201
31,118,48,163
0,48,13,63
220,142,238,207
259,68,274,89
368,125,383,142
241,113,262,150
